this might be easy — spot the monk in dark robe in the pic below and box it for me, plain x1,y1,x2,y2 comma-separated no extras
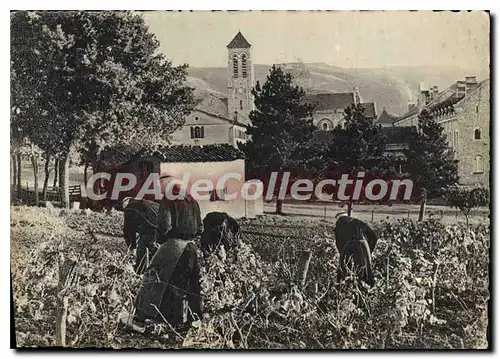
336,227,375,287
122,197,159,251
130,176,204,328
334,214,379,255
201,212,241,252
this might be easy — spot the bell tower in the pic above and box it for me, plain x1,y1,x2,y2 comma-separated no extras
227,31,254,123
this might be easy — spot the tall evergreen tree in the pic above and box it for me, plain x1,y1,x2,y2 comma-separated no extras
327,104,391,215
240,65,316,214
404,109,459,198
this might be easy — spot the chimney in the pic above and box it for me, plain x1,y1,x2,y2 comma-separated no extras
353,87,361,105
456,80,466,98
430,85,439,101
417,83,430,107
465,76,478,93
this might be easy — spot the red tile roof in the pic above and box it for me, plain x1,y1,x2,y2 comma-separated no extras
227,31,251,49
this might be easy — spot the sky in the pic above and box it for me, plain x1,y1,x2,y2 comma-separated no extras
142,11,490,72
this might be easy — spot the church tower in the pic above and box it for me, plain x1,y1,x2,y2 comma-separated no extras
227,31,254,123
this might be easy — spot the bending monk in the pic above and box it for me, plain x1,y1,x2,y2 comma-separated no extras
336,227,375,287
122,197,159,251
201,212,241,252
129,175,204,328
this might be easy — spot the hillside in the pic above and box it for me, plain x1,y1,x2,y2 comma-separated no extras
187,63,488,116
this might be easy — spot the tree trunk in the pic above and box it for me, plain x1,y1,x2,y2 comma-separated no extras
418,198,426,222
53,158,59,189
83,160,89,187
31,154,39,206
59,153,70,209
465,213,469,227
11,154,17,197
42,155,51,201
276,199,283,214
347,201,353,217
16,153,22,196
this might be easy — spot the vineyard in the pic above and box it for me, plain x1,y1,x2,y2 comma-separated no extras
11,206,490,349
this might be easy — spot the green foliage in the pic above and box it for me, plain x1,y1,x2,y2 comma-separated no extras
404,110,459,198
446,187,489,225
241,65,316,176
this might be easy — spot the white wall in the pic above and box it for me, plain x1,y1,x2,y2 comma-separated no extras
159,159,248,219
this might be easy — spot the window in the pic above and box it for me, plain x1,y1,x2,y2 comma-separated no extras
235,129,246,139
242,54,247,78
240,100,243,110
233,55,238,78
454,130,459,148
475,155,484,173
194,116,199,121
191,126,204,139
476,104,479,113
474,128,481,140
319,118,332,131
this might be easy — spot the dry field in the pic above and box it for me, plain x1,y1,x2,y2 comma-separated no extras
11,206,490,349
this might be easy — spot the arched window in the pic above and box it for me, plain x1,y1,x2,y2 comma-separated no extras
474,128,481,140
240,100,243,110
475,155,484,173
242,54,247,78
319,118,332,131
192,126,205,139
232,55,238,78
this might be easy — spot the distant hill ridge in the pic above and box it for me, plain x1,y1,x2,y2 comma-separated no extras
186,63,488,116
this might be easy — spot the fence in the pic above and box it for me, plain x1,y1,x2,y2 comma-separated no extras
264,201,490,225
11,183,82,206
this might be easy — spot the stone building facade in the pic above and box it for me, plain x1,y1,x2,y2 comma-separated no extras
303,90,377,131
171,31,254,147
393,77,490,189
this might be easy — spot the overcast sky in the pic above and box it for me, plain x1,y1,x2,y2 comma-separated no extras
142,11,490,71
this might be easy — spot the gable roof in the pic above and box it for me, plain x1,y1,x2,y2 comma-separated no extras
147,144,245,163
195,93,229,119
376,108,398,124
227,31,251,49
303,92,355,111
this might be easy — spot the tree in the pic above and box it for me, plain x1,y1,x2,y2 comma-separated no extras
404,109,459,199
327,104,390,216
11,11,194,208
447,187,489,226
240,65,316,214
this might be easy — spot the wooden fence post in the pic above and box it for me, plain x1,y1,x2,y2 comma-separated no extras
56,258,77,347
297,250,313,290
324,205,327,220
371,209,374,222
